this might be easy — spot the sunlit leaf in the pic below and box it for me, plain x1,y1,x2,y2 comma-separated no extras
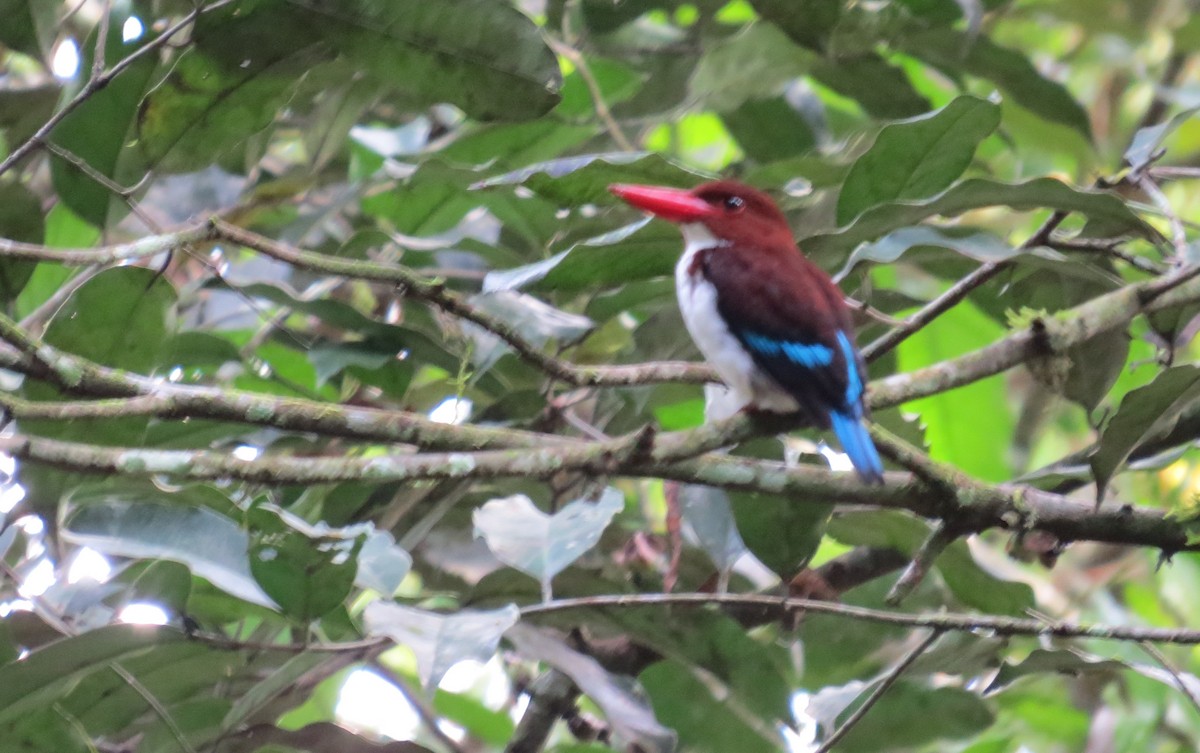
363,601,519,691
62,495,275,608
473,488,624,600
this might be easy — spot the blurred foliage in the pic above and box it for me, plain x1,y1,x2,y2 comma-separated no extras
2,1,1200,752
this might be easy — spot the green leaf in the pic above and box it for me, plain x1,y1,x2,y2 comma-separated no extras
732,489,831,576
1091,365,1200,499
302,0,562,121
248,507,363,622
0,181,42,303
641,658,782,753
0,625,187,726
896,298,1013,480
901,30,1092,139
723,97,818,161
137,46,311,173
557,56,643,119
804,178,1158,266
20,267,175,444
812,53,932,120
986,648,1125,692
40,266,175,370
485,219,683,293
363,601,519,691
49,12,157,226
838,96,1001,225
1125,107,1199,172
827,683,994,751
838,226,1016,276
749,0,842,52
689,22,809,111
0,0,55,58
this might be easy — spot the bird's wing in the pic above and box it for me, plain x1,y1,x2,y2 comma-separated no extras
700,247,863,424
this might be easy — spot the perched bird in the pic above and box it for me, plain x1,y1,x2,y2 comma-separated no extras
609,180,883,483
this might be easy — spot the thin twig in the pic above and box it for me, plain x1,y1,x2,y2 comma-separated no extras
885,522,957,606
1046,237,1166,275
1135,173,1188,259
545,36,635,151
109,662,200,753
521,593,1200,645
813,630,943,753
1140,642,1200,718
862,211,1068,362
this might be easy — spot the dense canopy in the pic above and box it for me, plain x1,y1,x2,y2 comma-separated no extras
2,1,1200,752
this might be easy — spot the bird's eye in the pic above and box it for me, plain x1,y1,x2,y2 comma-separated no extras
722,195,745,212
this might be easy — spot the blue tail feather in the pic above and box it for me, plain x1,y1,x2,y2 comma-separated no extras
829,410,884,484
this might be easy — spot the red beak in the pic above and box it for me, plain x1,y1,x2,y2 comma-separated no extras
609,183,713,223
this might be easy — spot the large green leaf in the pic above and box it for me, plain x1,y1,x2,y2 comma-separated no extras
0,0,55,58
248,507,363,623
49,11,158,226
19,267,175,447
0,625,187,726
748,0,843,52
804,178,1158,266
838,96,1001,224
137,44,317,173
301,0,561,120
484,219,683,293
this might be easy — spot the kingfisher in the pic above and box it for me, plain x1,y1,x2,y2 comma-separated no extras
609,180,884,483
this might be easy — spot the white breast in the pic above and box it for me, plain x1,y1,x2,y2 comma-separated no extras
675,224,798,415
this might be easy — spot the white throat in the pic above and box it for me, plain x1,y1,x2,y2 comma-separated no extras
680,223,725,254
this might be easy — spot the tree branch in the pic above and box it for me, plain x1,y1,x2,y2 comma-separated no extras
2,431,1194,552
521,593,1200,645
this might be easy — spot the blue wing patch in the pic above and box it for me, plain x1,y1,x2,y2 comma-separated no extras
742,332,833,368
835,331,862,407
